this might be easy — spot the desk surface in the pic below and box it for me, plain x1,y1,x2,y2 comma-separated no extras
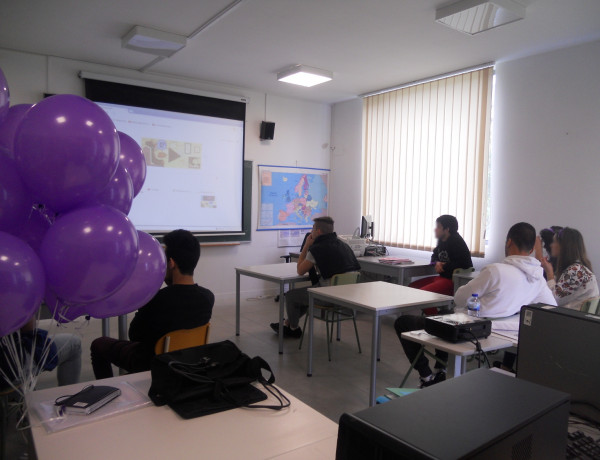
236,262,307,282
401,330,514,356
358,256,433,267
453,271,480,280
307,281,453,313
27,372,338,460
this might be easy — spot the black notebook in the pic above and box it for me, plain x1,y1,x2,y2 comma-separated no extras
56,385,121,415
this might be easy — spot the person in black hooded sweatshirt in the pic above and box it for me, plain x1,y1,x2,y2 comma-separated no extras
270,216,360,338
394,214,473,388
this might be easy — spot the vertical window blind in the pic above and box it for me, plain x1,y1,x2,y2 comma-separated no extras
362,66,493,257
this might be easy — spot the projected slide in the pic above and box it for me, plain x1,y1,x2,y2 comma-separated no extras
97,102,244,233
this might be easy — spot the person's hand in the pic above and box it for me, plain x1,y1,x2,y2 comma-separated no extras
434,261,445,274
534,236,544,261
540,257,554,280
304,233,315,248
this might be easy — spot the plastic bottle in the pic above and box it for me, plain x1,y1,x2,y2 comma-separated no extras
467,294,481,317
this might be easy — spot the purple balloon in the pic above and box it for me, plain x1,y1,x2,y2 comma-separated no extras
52,303,88,324
0,104,30,160
14,95,120,213
0,157,32,235
39,205,139,304
87,231,166,319
0,68,9,124
20,207,52,253
0,231,45,336
118,132,146,197
43,288,84,323
92,163,134,215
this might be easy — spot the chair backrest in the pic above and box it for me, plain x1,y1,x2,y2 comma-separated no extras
580,297,600,315
331,271,360,286
154,323,211,355
452,267,475,275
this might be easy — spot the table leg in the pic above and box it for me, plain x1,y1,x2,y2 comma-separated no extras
307,294,314,377
278,282,285,354
369,315,380,406
102,318,110,337
118,315,127,340
377,317,382,361
235,271,241,336
448,354,463,378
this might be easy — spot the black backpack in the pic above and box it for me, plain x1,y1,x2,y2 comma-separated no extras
148,340,289,419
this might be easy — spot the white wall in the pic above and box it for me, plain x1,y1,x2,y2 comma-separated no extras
0,48,332,302
329,98,363,235
330,39,600,270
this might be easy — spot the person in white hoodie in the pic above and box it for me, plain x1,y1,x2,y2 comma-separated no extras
454,222,556,317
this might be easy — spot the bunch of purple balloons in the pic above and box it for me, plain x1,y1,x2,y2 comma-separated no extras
0,68,167,336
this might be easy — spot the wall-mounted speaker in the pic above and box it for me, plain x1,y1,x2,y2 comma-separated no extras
260,121,275,140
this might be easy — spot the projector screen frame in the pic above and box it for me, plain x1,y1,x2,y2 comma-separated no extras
82,77,250,243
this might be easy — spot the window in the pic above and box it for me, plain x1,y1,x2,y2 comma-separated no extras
362,66,493,257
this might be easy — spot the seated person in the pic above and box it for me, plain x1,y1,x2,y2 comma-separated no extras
455,222,556,317
409,214,473,296
397,222,555,388
537,226,563,276
0,317,81,388
534,227,599,310
91,229,214,379
394,215,473,387
455,222,556,373
270,216,360,338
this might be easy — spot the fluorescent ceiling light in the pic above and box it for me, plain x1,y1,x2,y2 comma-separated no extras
122,26,187,57
435,0,525,35
277,65,333,87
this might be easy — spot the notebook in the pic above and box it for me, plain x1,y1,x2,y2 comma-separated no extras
378,257,414,265
56,385,121,415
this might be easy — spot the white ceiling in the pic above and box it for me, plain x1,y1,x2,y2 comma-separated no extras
1,0,599,104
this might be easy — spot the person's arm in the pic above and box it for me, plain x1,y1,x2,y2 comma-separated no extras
454,267,494,309
128,295,160,342
431,246,439,264
552,265,584,303
297,234,315,275
533,236,544,262
441,238,472,276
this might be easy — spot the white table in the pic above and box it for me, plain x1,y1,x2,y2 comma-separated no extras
358,257,436,285
236,263,308,354
290,254,435,286
306,281,453,406
27,372,338,460
452,270,480,294
400,329,515,384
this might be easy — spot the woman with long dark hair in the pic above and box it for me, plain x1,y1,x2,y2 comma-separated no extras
537,226,563,274
535,227,599,309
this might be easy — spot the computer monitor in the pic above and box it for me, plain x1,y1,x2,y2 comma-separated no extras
360,215,374,239
517,304,600,424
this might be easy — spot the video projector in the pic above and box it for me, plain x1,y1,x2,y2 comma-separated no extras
424,313,491,343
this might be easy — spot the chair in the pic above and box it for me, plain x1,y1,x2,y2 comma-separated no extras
299,272,362,361
154,323,211,355
452,267,476,295
580,296,600,315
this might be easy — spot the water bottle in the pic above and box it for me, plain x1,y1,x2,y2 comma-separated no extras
467,294,481,317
